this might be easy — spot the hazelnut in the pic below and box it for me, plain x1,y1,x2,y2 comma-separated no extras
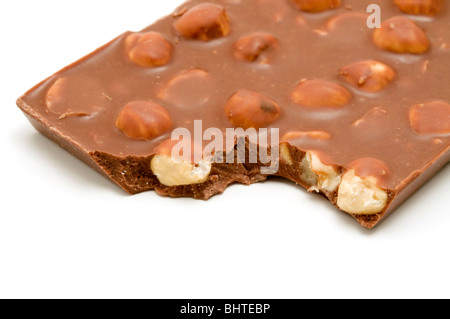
339,60,396,93
46,76,109,117
159,69,214,108
409,101,450,135
225,90,281,129
125,32,172,68
394,0,444,16
116,101,172,140
234,32,279,64
301,151,341,192
291,0,341,13
174,3,230,41
337,158,390,215
291,79,352,108
151,139,211,186
151,155,212,187
373,16,430,54
337,171,388,215
280,143,294,166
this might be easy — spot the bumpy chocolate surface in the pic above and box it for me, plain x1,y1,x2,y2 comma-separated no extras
17,0,449,228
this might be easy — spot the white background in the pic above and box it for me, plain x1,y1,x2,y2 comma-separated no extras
1,0,449,299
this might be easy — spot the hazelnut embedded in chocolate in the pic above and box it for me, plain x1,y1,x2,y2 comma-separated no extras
234,32,279,64
301,151,341,192
151,139,212,187
337,158,391,215
225,90,281,129
116,101,172,140
394,0,444,16
409,101,450,135
373,16,430,54
339,60,396,93
174,3,230,41
125,32,173,68
291,0,341,13
291,79,352,108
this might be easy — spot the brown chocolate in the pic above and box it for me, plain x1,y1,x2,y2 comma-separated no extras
17,0,450,228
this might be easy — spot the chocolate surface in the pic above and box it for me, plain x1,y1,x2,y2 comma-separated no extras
17,0,450,228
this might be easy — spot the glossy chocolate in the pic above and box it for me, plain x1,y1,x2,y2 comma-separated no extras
17,0,450,228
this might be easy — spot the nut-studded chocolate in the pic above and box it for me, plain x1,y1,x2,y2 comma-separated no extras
116,101,172,140
373,16,430,54
234,32,279,64
17,0,450,229
225,90,280,129
174,3,230,41
125,32,173,68
291,79,352,108
339,60,396,93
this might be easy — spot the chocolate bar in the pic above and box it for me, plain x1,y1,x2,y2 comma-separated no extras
17,0,449,228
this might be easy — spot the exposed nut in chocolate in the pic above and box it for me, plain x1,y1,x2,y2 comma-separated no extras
337,158,390,215
234,32,279,64
337,171,389,215
291,0,341,13
409,101,450,135
280,143,294,165
291,79,352,108
174,3,230,41
339,60,396,93
373,16,430,54
301,151,341,192
394,0,444,16
116,101,172,140
159,69,214,108
46,77,109,118
225,90,280,129
151,155,212,186
125,32,173,68
151,139,211,186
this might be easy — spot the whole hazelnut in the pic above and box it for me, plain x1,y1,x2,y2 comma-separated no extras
116,101,172,140
225,90,280,129
234,32,279,64
339,60,396,93
373,16,430,54
291,79,352,108
174,3,230,41
125,32,173,68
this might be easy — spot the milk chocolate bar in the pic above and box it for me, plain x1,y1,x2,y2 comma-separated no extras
17,0,449,228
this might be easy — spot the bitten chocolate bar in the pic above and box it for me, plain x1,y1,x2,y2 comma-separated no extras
17,0,449,228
